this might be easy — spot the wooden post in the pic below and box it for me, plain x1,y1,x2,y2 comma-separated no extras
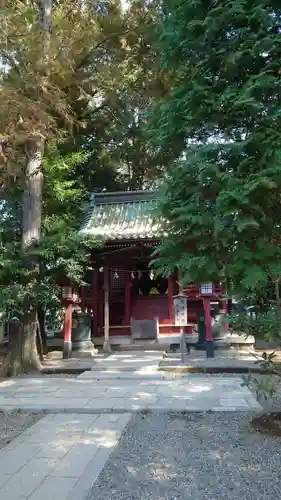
103,264,111,352
203,297,214,358
124,271,131,326
221,299,229,330
80,286,86,312
92,268,98,335
63,302,73,359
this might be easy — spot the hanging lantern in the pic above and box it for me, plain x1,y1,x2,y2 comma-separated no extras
131,271,135,280
61,286,79,302
72,288,79,303
200,283,213,295
113,270,119,280
99,267,103,273
62,286,73,300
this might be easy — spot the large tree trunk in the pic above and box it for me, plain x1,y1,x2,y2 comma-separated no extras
1,139,44,376
275,279,281,320
1,313,42,377
1,1,53,377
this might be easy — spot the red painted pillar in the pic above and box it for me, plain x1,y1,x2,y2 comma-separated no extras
168,275,174,321
63,302,73,359
124,271,131,326
203,297,214,358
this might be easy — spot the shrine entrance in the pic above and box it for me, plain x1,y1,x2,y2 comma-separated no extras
75,190,225,348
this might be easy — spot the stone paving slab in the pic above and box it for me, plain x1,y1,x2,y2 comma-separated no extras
0,375,262,412
0,351,265,500
0,413,131,500
90,351,165,372
160,348,264,372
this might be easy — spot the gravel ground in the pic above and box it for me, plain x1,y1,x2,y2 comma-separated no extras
0,411,42,451
89,411,281,500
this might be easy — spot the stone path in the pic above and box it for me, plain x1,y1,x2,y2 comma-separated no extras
160,348,263,371
0,351,263,500
0,373,261,412
0,413,131,500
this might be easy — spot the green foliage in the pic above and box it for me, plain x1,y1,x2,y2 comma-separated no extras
0,0,169,335
229,309,281,341
150,1,281,294
0,180,99,324
244,372,277,401
59,0,172,191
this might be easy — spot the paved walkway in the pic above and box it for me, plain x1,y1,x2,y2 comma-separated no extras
161,348,263,371
0,351,263,499
0,374,261,413
0,413,131,500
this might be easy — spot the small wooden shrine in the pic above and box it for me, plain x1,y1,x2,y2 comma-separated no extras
71,190,228,347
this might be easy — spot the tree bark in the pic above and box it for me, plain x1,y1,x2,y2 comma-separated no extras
1,1,53,376
1,139,45,376
275,280,281,319
21,138,44,368
0,313,42,377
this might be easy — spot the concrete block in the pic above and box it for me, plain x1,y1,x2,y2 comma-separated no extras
0,442,41,474
0,458,58,498
89,413,131,432
0,474,12,489
51,443,98,478
29,476,78,500
56,414,98,430
115,413,132,429
37,439,74,459
67,448,113,500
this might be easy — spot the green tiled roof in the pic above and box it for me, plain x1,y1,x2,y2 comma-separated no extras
80,191,162,240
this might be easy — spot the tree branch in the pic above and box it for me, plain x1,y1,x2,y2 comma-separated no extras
76,24,141,71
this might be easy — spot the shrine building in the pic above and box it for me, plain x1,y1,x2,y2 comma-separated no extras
72,190,227,347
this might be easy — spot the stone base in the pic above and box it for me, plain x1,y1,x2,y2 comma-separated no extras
72,340,98,357
224,332,255,346
194,337,228,350
63,341,72,359
103,340,112,353
71,349,97,358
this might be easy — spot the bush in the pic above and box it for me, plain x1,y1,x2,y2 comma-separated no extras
229,308,281,342
230,308,281,400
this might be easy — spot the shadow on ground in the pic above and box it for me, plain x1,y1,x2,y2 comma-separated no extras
89,412,281,500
